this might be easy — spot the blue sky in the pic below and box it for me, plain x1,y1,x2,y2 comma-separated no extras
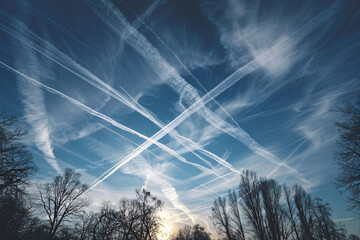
0,0,359,235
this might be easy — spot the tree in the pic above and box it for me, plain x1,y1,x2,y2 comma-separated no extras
191,224,211,240
311,198,346,240
211,195,233,240
115,198,143,239
0,112,35,194
135,189,163,240
173,225,192,240
239,170,267,240
333,96,360,214
172,224,211,240
227,190,245,240
212,170,347,240
0,112,36,240
259,179,283,240
37,168,90,238
80,189,163,240
0,194,31,239
292,184,314,240
349,234,360,240
283,185,300,240
74,212,99,240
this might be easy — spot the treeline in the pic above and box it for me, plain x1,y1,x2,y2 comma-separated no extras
0,112,212,240
1,111,359,240
211,170,359,240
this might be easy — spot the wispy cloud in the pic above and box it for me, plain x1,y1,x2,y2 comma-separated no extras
84,0,321,183
0,61,219,179
86,0,343,190
14,46,62,174
1,0,359,234
0,8,239,177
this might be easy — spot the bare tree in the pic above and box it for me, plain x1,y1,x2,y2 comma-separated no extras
172,225,192,240
0,112,36,239
95,202,119,240
333,96,360,214
86,189,163,240
239,170,267,240
0,112,35,195
228,190,245,240
116,198,142,240
311,198,347,240
211,195,233,240
259,179,283,240
293,184,314,240
212,170,349,240
135,189,163,240
283,185,300,240
192,224,211,240
75,211,99,240
37,168,90,238
172,224,211,240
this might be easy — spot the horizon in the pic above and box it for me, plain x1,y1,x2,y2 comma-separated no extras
0,0,359,236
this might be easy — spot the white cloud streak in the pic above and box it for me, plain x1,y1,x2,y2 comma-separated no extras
119,0,241,130
14,39,62,174
85,0,313,177
0,61,216,177
17,79,62,174
0,9,239,175
87,0,342,189
122,156,197,224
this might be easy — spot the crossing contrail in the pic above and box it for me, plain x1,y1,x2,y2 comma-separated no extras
88,0,342,189
0,61,218,177
100,123,224,196
84,0,316,176
0,9,239,175
118,0,243,131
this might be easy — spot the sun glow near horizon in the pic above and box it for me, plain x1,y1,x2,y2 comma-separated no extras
157,219,173,240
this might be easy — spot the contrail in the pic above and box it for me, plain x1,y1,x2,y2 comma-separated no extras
118,0,242,130
0,10,239,175
99,123,182,169
88,0,342,189
180,171,236,197
100,123,223,196
84,0,311,175
117,84,234,173
0,61,217,177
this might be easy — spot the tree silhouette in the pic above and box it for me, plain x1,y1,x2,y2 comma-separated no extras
0,112,35,194
228,190,245,240
211,170,347,240
0,112,36,239
239,170,266,240
333,96,360,214
211,195,233,240
36,168,90,238
136,189,163,240
172,224,211,240
0,194,31,239
77,189,163,240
